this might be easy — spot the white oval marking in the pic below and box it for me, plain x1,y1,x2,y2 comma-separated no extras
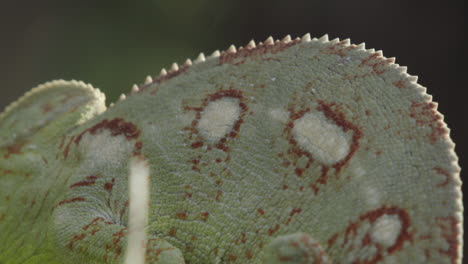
371,214,402,247
198,98,240,141
292,112,350,164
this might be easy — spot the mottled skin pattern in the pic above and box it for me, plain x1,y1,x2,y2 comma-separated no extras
0,34,463,264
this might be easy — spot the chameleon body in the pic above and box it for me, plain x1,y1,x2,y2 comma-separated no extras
0,34,462,263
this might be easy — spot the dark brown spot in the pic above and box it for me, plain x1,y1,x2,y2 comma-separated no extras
176,212,188,220
257,208,265,215
104,178,115,192
75,118,140,145
200,212,209,221
268,224,280,236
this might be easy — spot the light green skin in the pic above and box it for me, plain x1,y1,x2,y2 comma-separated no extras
0,36,463,264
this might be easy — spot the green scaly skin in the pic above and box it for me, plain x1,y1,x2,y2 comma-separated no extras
0,34,463,263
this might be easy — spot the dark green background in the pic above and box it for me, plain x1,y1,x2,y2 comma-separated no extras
0,0,466,255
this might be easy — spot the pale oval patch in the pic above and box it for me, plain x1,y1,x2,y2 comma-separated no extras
198,98,240,141
370,214,402,247
292,112,350,165
81,132,132,166
269,108,289,123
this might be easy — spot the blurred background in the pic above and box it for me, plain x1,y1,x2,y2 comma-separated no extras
0,0,465,255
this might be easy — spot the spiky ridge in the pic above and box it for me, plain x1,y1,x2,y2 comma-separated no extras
0,80,104,121
121,33,420,101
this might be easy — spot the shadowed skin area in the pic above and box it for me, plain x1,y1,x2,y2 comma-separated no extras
0,34,462,264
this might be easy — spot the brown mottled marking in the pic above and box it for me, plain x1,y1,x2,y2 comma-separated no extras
168,228,177,237
322,40,357,57
146,242,179,262
359,52,394,75
104,178,115,192
268,224,280,236
176,212,188,220
133,141,143,156
316,100,362,173
328,205,412,263
74,118,141,146
257,208,265,215
200,211,209,221
3,140,28,159
215,190,223,201
63,136,75,159
41,102,53,113
219,38,300,65
436,216,460,264
246,250,254,259
68,233,86,250
409,101,447,143
393,80,406,89
70,175,98,188
82,217,113,235
52,197,86,211
184,191,193,199
184,89,248,153
433,167,451,187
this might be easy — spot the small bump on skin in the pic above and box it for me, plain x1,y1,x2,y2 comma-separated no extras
197,98,241,142
292,111,351,165
371,214,402,247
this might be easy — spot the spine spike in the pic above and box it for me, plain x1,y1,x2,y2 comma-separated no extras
356,42,366,49
119,94,126,101
388,57,396,63
211,50,220,57
170,63,179,72
319,34,329,42
408,76,418,83
144,76,153,85
160,68,168,76
131,84,139,93
330,38,340,44
342,38,351,45
301,33,311,42
227,45,237,54
246,40,256,49
399,66,408,73
282,35,291,43
265,36,274,45
195,53,206,63
184,59,193,66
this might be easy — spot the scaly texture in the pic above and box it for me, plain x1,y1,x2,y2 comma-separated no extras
0,34,463,264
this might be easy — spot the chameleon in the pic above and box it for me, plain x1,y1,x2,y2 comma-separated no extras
0,34,463,264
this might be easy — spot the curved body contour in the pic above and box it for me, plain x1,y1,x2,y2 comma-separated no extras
0,34,463,263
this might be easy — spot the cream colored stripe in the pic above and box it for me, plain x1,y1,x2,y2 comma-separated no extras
125,156,150,264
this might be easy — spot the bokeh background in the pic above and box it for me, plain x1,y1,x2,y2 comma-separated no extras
1,0,466,257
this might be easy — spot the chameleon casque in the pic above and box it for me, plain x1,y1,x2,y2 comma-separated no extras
0,34,463,263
